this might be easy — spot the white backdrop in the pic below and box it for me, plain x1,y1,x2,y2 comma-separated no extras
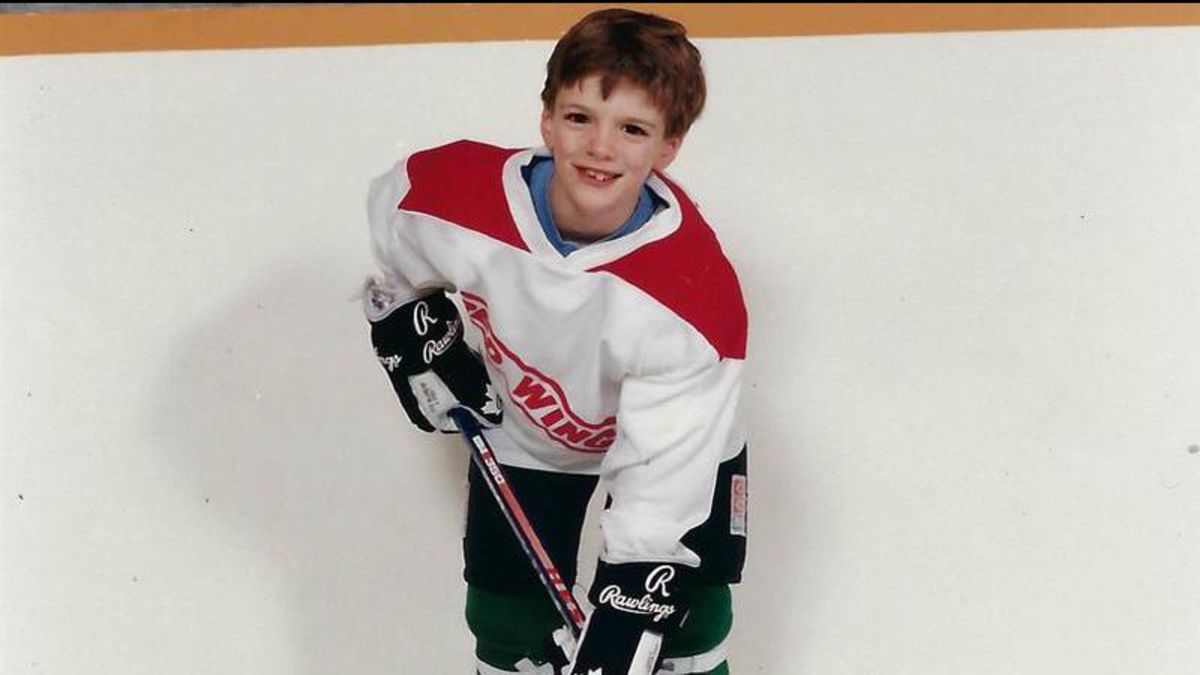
3,27,1199,674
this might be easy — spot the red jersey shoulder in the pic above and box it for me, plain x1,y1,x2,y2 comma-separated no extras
398,140,527,251
590,174,748,360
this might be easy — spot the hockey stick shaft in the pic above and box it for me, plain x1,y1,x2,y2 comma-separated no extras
448,408,586,635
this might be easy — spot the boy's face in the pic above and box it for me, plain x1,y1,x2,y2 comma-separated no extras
540,74,681,241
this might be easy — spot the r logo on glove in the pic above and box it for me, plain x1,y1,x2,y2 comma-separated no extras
593,563,681,625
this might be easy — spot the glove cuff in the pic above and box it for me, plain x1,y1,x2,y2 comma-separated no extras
587,561,690,631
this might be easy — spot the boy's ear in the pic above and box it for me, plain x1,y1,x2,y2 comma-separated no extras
653,136,683,171
539,106,554,150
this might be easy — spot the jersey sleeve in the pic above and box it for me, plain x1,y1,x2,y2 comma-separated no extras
365,159,452,303
597,352,745,568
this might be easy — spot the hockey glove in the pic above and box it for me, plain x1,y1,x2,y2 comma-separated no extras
365,280,502,433
568,561,690,675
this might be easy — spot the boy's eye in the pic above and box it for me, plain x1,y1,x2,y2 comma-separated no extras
623,124,648,136
565,112,589,124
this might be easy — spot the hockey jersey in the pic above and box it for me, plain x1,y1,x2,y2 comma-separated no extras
367,140,747,568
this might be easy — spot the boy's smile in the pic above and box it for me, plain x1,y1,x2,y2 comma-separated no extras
540,74,681,243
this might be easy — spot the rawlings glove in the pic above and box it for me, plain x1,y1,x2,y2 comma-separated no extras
364,279,502,432
568,561,690,675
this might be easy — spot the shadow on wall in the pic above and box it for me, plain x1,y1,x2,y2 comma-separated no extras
729,295,818,674
147,259,472,673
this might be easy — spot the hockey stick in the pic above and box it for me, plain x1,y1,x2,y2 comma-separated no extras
448,407,587,636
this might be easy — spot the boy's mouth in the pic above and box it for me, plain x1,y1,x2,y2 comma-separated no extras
577,166,621,185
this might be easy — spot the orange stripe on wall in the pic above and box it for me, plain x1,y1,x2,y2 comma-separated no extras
2,3,1198,57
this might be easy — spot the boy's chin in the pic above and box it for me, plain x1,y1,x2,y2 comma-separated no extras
573,191,636,217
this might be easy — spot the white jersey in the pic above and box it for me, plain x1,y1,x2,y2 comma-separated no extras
366,140,747,567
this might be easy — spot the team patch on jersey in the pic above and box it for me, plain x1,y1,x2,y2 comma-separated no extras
461,292,617,453
730,475,748,537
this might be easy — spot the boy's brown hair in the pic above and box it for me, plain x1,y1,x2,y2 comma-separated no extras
541,8,706,139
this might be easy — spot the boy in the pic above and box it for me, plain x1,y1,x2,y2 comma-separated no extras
363,9,748,674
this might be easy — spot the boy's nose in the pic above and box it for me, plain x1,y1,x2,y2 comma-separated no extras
586,128,614,159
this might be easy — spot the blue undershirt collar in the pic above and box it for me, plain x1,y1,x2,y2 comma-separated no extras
524,156,662,257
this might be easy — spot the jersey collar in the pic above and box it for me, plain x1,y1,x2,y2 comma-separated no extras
501,147,683,270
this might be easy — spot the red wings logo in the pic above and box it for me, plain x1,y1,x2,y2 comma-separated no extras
461,292,615,453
